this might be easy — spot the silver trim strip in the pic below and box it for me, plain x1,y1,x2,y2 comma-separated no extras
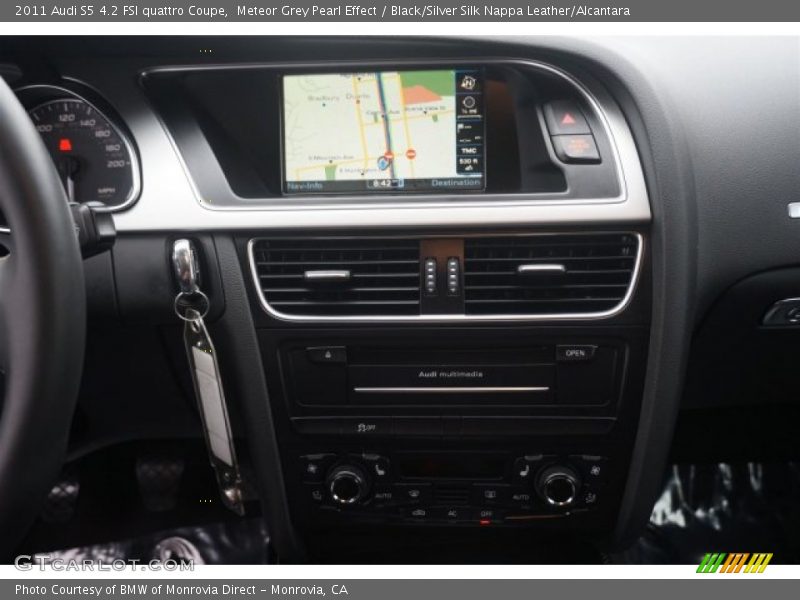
304,269,351,282
353,387,550,393
247,231,644,323
517,264,567,274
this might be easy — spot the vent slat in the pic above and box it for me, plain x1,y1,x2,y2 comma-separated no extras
257,245,419,252
256,259,419,267
266,287,420,293
465,240,636,249
467,296,620,304
465,269,633,276
463,256,635,263
463,234,638,316
252,238,421,317
465,284,629,291
271,300,420,307
259,272,420,280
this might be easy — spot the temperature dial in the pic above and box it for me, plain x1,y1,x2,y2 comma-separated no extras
537,465,580,507
327,465,369,506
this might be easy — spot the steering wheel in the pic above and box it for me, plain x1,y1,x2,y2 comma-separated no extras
0,78,86,556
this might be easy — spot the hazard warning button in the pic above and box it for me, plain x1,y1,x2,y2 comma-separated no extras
543,100,591,135
552,134,601,164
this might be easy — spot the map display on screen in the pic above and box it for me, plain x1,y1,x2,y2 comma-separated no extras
282,69,485,194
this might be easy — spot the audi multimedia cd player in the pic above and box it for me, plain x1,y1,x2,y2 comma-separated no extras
285,344,620,410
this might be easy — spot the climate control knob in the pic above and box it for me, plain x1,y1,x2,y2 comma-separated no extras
537,465,580,507
327,464,369,505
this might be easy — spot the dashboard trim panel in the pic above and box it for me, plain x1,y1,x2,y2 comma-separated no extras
246,231,644,322
96,56,651,232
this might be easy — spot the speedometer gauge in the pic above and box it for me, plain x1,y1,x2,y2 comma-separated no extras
29,98,139,209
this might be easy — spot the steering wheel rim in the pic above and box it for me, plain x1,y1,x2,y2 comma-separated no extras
0,78,86,556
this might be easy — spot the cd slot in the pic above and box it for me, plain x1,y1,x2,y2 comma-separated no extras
353,387,550,393
348,365,555,405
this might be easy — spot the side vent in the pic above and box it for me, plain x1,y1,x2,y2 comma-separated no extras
463,233,640,316
251,238,421,317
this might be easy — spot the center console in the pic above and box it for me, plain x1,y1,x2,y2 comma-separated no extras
141,51,654,555
256,321,649,533
246,228,650,541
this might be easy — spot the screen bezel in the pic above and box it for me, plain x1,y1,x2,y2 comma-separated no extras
280,67,487,196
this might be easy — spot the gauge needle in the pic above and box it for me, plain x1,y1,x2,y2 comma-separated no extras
65,172,76,203
59,156,80,203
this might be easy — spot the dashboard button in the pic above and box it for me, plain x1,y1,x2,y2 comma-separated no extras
303,484,327,504
552,134,601,163
435,506,471,522
395,483,432,505
513,455,544,485
404,506,432,521
544,101,592,135
306,346,347,364
475,507,502,523
556,345,597,362
361,453,392,481
446,257,461,296
508,487,536,509
423,258,438,295
580,488,600,507
473,484,509,506
299,453,335,482
340,418,393,437
571,455,609,487
371,485,397,506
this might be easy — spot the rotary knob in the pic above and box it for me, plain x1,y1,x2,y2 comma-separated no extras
537,465,580,507
327,464,369,505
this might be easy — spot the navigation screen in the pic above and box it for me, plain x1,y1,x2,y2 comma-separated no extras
282,69,485,194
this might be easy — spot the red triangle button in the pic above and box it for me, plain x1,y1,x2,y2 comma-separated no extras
561,112,576,125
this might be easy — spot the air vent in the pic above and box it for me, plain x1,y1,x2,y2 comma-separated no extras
463,233,640,317
250,238,421,317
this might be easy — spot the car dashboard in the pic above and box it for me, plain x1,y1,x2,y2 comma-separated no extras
1,35,798,563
